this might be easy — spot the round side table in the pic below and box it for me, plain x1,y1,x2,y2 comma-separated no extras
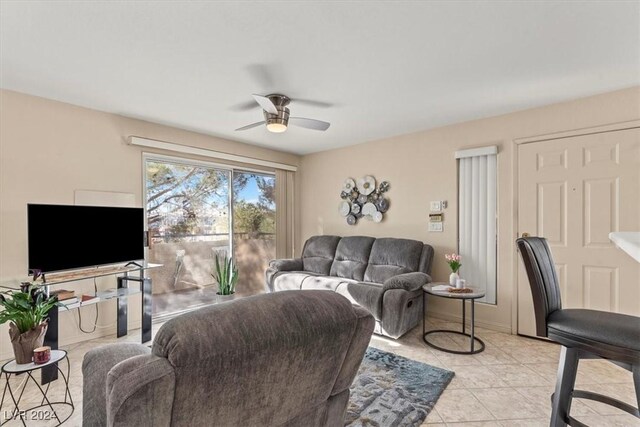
0,350,74,426
422,283,486,355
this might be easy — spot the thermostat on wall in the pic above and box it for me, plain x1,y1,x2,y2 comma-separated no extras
428,222,443,232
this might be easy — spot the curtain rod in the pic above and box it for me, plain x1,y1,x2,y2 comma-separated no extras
128,136,298,172
455,145,498,159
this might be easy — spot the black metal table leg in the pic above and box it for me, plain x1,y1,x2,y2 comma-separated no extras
141,277,152,343
470,299,476,353
117,276,128,338
461,299,466,334
2,373,27,427
42,305,58,384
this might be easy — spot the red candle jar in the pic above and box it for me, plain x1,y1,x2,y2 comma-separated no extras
33,346,51,364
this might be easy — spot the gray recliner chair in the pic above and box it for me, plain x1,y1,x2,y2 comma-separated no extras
82,291,375,427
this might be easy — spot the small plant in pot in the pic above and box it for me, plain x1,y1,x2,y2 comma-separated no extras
0,271,60,364
212,253,238,302
445,253,462,286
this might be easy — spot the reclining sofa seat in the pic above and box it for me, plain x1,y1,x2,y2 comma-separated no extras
266,235,434,338
82,291,374,426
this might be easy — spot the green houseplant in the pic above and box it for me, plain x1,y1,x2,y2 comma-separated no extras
0,271,60,364
212,253,238,299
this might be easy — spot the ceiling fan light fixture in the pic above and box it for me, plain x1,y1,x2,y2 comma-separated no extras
235,93,330,133
266,122,288,133
264,105,290,133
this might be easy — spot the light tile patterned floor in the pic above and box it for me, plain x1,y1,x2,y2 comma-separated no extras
377,320,639,427
0,317,638,426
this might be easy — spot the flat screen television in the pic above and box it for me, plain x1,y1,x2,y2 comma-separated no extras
27,204,145,274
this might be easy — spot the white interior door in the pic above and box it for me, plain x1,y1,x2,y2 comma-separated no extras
517,128,640,337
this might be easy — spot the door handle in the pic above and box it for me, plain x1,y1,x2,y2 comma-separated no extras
521,232,530,238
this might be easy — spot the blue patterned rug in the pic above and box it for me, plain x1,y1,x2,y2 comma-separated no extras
346,347,454,426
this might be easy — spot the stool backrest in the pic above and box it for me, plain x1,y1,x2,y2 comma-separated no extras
516,237,563,337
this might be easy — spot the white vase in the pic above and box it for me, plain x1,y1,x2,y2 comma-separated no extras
449,272,459,286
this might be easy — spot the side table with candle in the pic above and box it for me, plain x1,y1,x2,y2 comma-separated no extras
422,282,486,355
0,350,73,426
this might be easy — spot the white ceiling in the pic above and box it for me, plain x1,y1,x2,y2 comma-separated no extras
1,1,639,155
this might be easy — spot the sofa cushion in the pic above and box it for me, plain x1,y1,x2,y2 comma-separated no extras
302,235,341,275
335,282,384,320
299,275,355,292
364,238,424,283
329,236,376,281
272,272,321,291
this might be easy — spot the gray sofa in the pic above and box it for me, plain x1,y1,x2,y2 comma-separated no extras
83,291,374,427
266,235,434,339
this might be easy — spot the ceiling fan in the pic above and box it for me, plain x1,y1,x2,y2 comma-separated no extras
235,94,331,133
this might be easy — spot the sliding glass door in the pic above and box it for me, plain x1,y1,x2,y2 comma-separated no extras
233,171,276,296
144,157,275,318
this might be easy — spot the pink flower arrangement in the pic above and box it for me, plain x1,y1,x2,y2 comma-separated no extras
445,253,462,273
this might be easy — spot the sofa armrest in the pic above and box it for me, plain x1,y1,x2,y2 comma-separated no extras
269,258,303,272
383,272,431,292
266,258,304,292
83,343,151,427
106,354,175,427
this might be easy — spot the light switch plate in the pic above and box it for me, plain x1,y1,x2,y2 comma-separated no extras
430,201,442,212
428,222,443,232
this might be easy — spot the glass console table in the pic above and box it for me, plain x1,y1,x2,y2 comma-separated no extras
0,262,161,384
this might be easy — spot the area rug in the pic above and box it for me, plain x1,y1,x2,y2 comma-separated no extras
346,347,454,427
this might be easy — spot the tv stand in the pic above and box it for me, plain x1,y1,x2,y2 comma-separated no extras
2,262,161,385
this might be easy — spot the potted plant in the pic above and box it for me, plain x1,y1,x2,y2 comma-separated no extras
0,271,60,364
212,253,238,302
445,253,462,286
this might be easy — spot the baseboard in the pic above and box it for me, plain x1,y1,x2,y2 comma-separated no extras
425,310,512,334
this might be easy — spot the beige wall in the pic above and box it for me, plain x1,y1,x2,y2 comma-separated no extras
0,89,300,360
298,86,640,332
1,87,639,360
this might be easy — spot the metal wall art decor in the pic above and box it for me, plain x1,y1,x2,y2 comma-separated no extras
339,176,390,225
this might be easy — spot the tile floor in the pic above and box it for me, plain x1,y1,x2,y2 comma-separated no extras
0,317,638,426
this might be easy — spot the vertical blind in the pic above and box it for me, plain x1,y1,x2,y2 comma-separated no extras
275,169,296,258
456,146,498,304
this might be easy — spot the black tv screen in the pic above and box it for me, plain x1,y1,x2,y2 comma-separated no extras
28,204,145,273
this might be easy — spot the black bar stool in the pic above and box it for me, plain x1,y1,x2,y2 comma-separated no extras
516,237,639,427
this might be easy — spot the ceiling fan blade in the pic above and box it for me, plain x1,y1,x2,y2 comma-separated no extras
235,121,264,131
252,94,278,114
289,117,331,131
